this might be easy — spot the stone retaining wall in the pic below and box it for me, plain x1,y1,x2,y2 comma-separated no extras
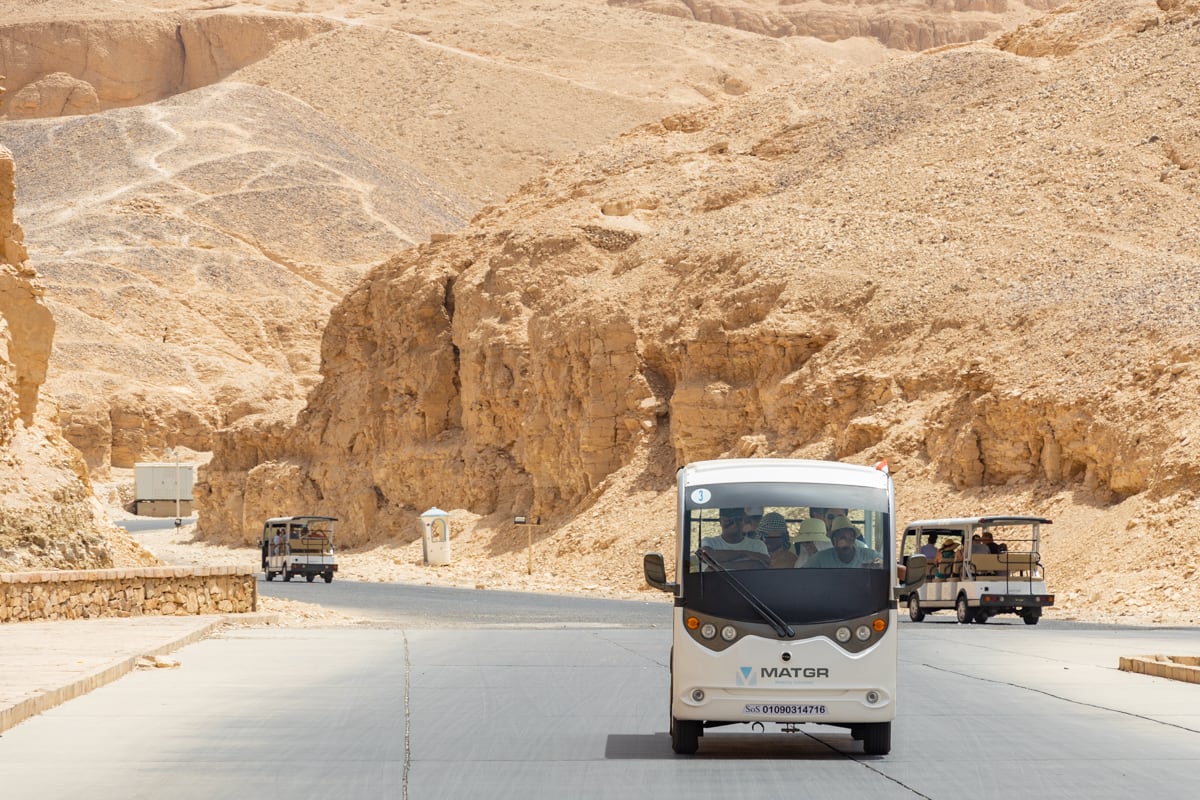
0,566,257,622
1119,654,1200,684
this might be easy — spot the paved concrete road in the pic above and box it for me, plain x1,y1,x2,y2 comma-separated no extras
1,615,1196,799
259,575,671,628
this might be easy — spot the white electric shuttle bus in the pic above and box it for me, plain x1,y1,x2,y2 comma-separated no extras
644,459,927,755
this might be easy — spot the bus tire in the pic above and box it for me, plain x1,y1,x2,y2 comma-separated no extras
862,722,891,755
323,572,334,583
283,570,292,582
908,594,924,622
671,718,700,755
1022,608,1041,625
306,573,315,582
955,595,974,624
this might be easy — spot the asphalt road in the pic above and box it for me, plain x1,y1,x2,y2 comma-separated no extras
114,517,198,532
1,590,1197,799
258,574,670,628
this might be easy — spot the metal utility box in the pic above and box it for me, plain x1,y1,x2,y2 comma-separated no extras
134,462,196,517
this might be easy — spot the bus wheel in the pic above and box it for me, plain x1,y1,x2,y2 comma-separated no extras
955,595,974,624
908,594,925,622
671,718,700,755
1022,608,1041,625
306,574,315,582
862,722,891,755
283,570,292,582
265,571,274,581
323,572,334,583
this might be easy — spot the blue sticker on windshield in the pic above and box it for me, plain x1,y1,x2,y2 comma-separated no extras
690,488,711,504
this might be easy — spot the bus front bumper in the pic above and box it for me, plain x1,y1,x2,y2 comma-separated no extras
672,686,894,725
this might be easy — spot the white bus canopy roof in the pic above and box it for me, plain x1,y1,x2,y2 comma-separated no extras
681,458,890,490
904,516,1052,528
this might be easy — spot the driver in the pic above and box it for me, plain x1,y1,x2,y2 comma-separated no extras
698,507,769,569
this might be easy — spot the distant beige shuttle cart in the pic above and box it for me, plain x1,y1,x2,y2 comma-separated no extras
900,516,1054,625
262,516,338,583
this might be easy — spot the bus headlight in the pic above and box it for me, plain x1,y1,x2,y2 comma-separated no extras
835,626,852,643
855,625,871,641
699,623,717,639
720,625,738,642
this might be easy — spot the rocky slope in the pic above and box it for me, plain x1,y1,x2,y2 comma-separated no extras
199,0,1200,623
0,144,156,571
1,0,1197,626
1,0,853,475
609,0,1063,50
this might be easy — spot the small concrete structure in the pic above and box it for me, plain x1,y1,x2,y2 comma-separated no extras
134,461,196,518
420,507,452,566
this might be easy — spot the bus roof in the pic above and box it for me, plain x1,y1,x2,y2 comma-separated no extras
263,516,338,523
680,459,890,490
904,516,1052,528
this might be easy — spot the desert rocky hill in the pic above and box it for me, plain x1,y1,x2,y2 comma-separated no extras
1,0,872,474
611,0,1061,50
199,0,1200,623
0,143,158,571
1,0,1197,626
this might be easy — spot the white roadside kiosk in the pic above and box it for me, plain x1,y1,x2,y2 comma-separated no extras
420,507,452,566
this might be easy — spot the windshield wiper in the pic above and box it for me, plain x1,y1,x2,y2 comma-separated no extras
696,550,794,638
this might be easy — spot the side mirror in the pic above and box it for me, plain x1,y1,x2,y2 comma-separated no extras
903,554,928,591
643,552,679,595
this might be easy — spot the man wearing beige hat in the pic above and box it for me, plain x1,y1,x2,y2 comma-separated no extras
801,516,884,569
791,518,832,567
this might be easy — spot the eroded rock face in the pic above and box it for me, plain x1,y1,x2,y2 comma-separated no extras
199,0,1200,561
608,0,1067,50
6,81,471,471
0,13,332,119
0,145,156,572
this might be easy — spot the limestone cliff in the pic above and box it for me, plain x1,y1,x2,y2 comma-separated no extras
0,144,156,572
199,0,1199,621
608,0,1066,49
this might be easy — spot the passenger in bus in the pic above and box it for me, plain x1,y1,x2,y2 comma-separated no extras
742,506,765,539
918,533,939,560
792,518,831,567
756,512,796,568
935,538,961,579
698,507,769,569
971,534,989,555
981,531,1006,554
801,518,884,568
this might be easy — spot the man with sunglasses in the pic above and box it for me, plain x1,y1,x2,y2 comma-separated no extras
697,507,769,569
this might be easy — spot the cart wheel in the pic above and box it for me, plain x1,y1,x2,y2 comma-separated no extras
908,594,925,622
283,570,292,582
323,572,333,583
862,722,891,755
955,595,974,624
1022,608,1041,625
265,571,274,582
306,574,315,582
671,718,700,755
